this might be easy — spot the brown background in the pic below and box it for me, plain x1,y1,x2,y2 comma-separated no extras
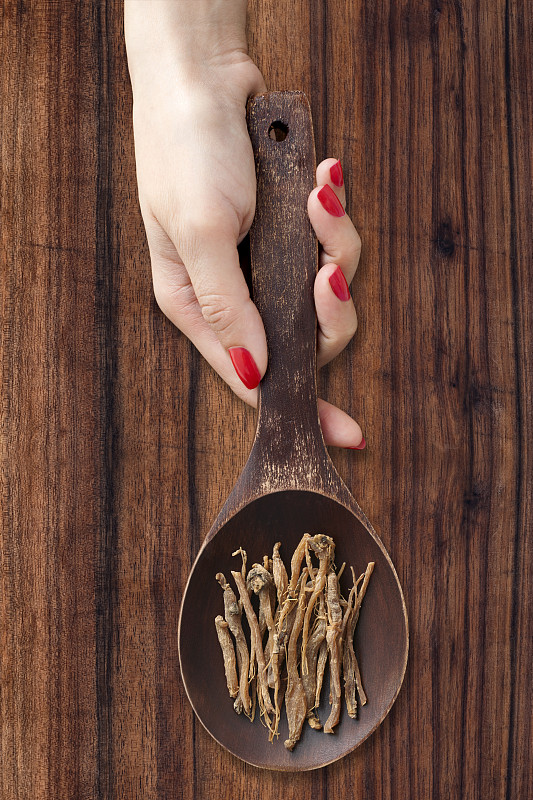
1,1,531,798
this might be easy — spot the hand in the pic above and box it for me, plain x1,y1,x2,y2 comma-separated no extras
125,7,365,449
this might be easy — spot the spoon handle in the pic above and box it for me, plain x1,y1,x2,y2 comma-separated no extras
247,92,328,474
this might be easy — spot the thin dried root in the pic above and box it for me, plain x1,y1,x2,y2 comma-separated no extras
324,570,343,734
232,548,248,583
216,573,251,716
301,535,334,675
272,542,288,606
344,561,375,712
284,568,309,751
232,570,275,732
277,534,310,635
248,676,257,722
302,592,327,729
315,639,328,709
269,633,282,740
353,653,367,706
215,615,239,700
288,534,311,595
248,563,275,644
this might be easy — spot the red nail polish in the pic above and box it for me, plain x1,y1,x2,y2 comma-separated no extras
228,347,261,390
317,184,345,217
329,265,351,301
347,437,366,450
330,159,344,187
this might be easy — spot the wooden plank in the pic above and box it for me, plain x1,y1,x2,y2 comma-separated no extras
503,1,533,797
0,3,101,797
1,0,531,797
91,4,197,798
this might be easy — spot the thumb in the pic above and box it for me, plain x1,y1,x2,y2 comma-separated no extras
185,231,267,390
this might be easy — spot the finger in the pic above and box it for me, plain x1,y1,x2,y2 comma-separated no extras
151,252,262,404
307,186,361,284
152,251,365,448
316,157,346,208
148,214,365,449
314,262,358,369
180,215,268,391
152,256,365,449
317,398,366,449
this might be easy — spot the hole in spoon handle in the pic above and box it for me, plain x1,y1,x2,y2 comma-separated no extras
247,91,325,457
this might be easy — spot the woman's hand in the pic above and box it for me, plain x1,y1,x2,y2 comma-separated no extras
125,1,365,449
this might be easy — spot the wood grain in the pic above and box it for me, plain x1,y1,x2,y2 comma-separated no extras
1,0,531,798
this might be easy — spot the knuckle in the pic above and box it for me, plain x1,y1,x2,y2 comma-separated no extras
197,292,240,335
185,214,217,240
179,204,231,240
168,208,215,251
175,216,212,252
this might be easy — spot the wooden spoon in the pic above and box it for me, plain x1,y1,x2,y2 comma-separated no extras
178,91,408,771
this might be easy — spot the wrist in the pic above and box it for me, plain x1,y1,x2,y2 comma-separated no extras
125,0,265,104
125,0,250,76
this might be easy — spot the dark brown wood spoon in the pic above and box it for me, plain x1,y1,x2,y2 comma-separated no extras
179,91,408,771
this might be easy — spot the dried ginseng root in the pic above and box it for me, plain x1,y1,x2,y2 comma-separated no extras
301,534,334,674
272,541,288,606
215,615,239,700
248,564,275,637
232,548,249,613
270,536,309,699
248,564,276,688
315,639,328,709
214,534,375,751
270,569,305,730
277,533,310,634
324,569,343,734
302,592,327,729
284,568,310,751
216,572,251,716
343,562,375,714
267,542,288,691
232,570,275,732
341,572,359,719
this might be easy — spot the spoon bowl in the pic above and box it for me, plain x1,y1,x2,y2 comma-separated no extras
180,489,407,770
179,91,408,770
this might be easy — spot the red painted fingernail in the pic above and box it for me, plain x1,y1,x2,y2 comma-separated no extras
228,347,261,390
329,265,351,301
317,184,345,217
330,159,344,187
347,437,366,450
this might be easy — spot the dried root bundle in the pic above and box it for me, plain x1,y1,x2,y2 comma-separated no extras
214,535,374,751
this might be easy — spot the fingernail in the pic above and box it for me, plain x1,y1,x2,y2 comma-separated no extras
330,159,344,187
347,437,366,450
329,265,351,301
228,347,261,390
317,184,345,217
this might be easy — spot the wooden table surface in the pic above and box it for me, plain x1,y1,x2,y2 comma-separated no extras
1,1,531,798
